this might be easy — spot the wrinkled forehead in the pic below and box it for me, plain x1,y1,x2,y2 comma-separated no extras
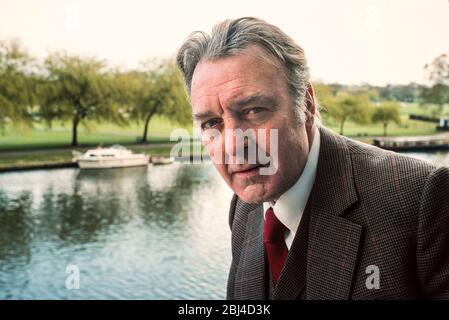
190,46,287,107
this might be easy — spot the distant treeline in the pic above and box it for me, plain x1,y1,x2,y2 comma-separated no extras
320,52,449,111
322,81,447,105
1,38,448,144
328,83,420,103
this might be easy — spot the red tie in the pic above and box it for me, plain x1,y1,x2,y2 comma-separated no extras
264,207,289,285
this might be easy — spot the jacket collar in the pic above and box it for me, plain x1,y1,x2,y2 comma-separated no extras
283,126,362,300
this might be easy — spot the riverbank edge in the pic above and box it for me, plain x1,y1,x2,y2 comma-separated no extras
0,162,77,173
2,132,448,172
0,155,209,173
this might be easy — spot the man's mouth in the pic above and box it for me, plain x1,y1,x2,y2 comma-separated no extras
231,164,268,178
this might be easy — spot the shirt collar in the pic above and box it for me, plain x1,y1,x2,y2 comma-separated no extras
263,125,320,233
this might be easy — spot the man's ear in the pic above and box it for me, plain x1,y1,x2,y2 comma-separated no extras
305,82,316,121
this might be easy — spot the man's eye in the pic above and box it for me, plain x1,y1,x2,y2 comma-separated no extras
202,118,222,129
246,107,264,115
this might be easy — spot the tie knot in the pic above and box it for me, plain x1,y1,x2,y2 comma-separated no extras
264,207,287,243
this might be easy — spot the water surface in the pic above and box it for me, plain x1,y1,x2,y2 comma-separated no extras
0,150,447,299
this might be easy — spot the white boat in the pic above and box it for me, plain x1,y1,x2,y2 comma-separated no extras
72,145,150,169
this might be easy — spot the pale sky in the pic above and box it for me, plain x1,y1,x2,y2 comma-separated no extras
1,0,448,85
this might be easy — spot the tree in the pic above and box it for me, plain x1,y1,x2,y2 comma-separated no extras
419,84,449,117
0,39,37,133
43,53,124,146
327,92,372,135
419,52,449,117
372,101,401,136
123,60,191,143
425,52,449,85
313,82,335,124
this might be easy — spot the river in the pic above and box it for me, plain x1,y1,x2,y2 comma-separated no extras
0,151,448,299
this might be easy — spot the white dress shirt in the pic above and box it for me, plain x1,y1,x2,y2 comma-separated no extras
263,126,320,250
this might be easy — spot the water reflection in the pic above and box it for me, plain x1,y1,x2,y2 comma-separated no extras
1,151,447,300
0,163,233,299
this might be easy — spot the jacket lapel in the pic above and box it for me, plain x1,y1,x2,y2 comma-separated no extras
233,205,267,300
270,126,363,300
233,126,363,300
304,126,363,299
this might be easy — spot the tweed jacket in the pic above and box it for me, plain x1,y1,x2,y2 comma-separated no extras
227,126,449,300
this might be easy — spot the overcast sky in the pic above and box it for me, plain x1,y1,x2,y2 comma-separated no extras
1,0,448,85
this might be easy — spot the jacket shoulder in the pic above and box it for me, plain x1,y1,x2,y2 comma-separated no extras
342,135,441,232
345,136,436,179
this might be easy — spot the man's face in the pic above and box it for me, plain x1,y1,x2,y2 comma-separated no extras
190,46,315,203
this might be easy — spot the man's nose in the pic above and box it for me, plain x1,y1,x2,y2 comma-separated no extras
222,118,249,160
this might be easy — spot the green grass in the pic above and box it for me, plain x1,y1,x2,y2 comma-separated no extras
399,102,449,116
324,102,447,138
0,115,193,151
0,151,74,167
2,103,446,151
0,144,187,170
0,115,196,169
326,118,438,138
0,102,448,170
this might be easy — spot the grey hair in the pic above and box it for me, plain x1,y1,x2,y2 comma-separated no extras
176,16,315,124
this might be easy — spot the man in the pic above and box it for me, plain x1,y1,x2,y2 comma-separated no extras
176,17,449,299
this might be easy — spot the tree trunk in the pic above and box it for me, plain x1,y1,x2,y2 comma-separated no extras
339,117,346,135
142,112,155,143
71,115,79,146
383,122,388,137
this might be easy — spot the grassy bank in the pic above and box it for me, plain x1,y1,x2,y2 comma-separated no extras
326,118,437,138
325,102,443,137
0,103,446,171
0,115,193,151
0,144,182,171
